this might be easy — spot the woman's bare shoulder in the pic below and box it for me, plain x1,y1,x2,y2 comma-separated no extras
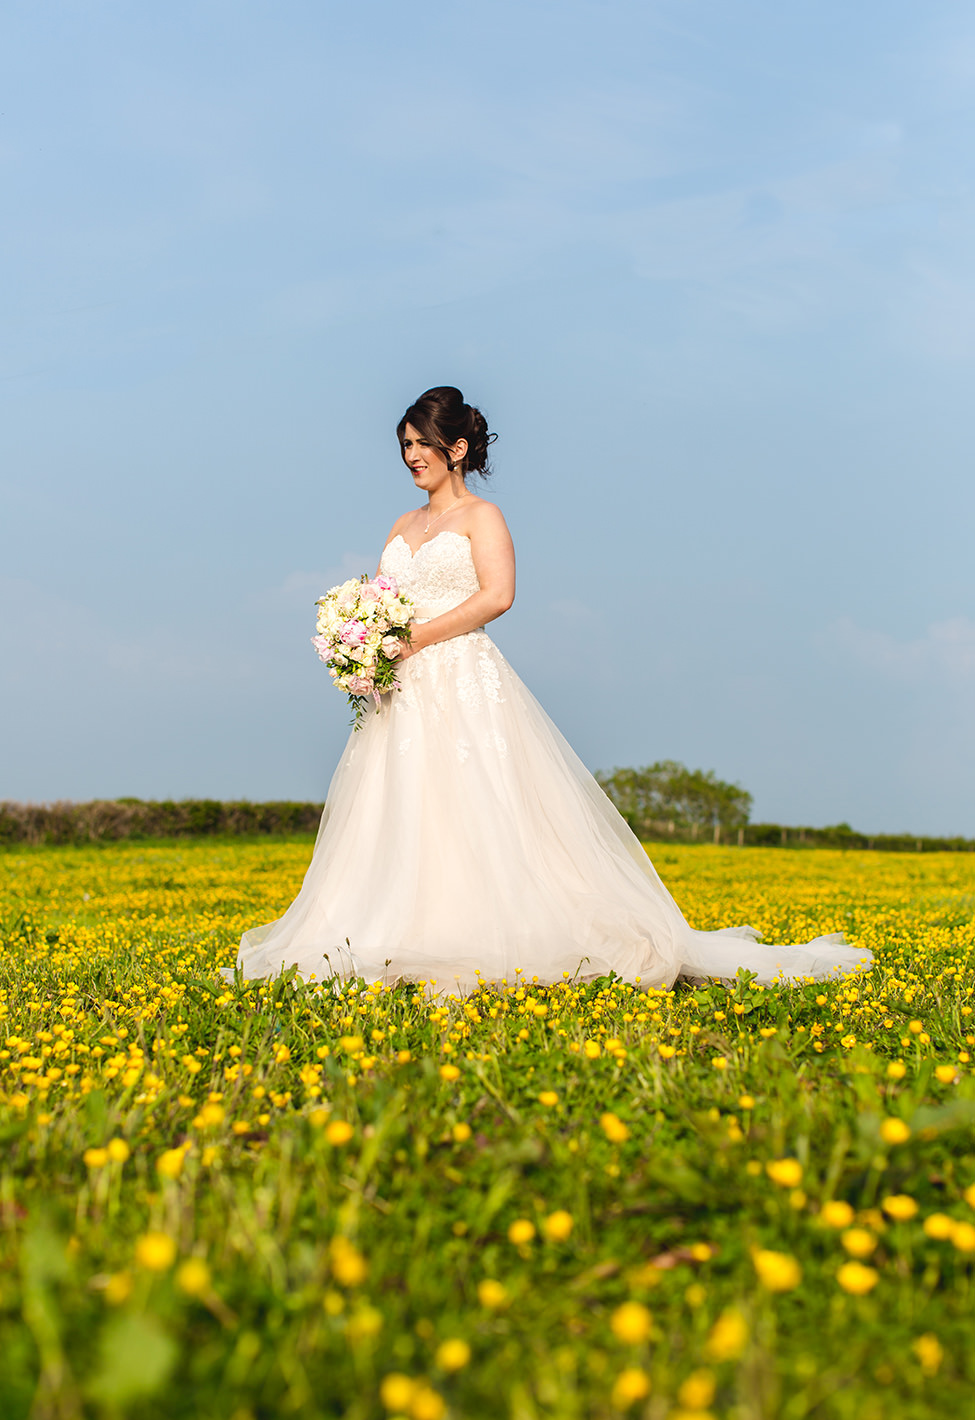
382,508,421,547
463,496,509,532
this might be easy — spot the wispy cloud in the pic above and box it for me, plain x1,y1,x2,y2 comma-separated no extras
830,616,975,683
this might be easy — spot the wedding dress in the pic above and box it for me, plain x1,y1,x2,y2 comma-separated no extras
231,532,871,992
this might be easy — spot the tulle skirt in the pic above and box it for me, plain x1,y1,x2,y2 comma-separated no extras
232,629,872,992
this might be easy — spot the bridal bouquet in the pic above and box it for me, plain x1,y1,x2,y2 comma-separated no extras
311,574,415,728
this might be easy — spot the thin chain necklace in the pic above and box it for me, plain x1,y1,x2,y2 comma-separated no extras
423,495,465,535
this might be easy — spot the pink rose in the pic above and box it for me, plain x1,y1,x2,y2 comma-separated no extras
347,674,372,695
381,635,403,659
374,574,398,593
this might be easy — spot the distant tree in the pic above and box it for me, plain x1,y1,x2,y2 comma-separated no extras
595,761,752,842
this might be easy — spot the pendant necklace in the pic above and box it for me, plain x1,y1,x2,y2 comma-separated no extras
424,495,465,535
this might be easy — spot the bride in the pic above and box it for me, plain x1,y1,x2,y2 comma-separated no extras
231,386,871,992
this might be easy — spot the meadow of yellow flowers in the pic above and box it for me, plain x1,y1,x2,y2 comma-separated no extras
1,840,973,1419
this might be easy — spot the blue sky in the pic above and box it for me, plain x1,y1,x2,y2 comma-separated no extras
3,0,974,833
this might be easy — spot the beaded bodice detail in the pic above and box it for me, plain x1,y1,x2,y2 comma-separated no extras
380,532,480,619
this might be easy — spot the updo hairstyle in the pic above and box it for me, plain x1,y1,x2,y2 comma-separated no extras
397,386,496,478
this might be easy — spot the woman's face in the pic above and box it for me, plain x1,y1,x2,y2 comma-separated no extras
400,422,464,493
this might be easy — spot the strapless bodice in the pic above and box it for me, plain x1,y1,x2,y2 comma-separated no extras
380,532,481,619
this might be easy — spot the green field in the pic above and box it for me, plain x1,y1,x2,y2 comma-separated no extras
1,841,973,1419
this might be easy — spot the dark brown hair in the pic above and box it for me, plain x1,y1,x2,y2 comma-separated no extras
397,386,496,477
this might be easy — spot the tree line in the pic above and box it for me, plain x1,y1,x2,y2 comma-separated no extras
0,799,323,845
594,762,974,852
1,779,972,852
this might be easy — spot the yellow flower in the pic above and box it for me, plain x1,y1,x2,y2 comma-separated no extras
766,1158,802,1188
886,1060,907,1080
274,1044,291,1063
611,1367,650,1408
156,1147,187,1180
752,1249,802,1292
610,1301,652,1344
913,1333,943,1376
176,1257,211,1296
339,1035,364,1053
83,1147,109,1169
330,1236,367,1286
538,1090,559,1106
951,1221,975,1253
879,1118,911,1145
836,1261,879,1295
439,1064,460,1081
103,1271,132,1305
934,1064,957,1084
841,1229,877,1258
477,1278,508,1309
193,1102,225,1129
135,1231,177,1272
346,1305,383,1342
410,1386,445,1420
106,1138,130,1163
922,1213,954,1240
181,1055,202,1075
658,1044,676,1059
678,1370,715,1409
738,1094,755,1109
543,1210,574,1242
706,1308,749,1361
451,1122,471,1143
600,1112,630,1143
712,1056,728,1071
508,1219,536,1246
325,1120,354,1146
584,1040,602,1059
964,1182,975,1210
435,1338,471,1371
882,1194,918,1222
820,1200,855,1229
380,1373,415,1411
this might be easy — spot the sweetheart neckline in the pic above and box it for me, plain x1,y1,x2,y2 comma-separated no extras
388,530,471,560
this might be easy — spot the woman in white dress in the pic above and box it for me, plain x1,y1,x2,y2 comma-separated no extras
232,387,871,992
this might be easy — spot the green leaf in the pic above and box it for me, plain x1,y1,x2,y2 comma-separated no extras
87,1313,177,1406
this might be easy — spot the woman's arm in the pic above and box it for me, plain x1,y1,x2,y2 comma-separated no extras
402,503,515,657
